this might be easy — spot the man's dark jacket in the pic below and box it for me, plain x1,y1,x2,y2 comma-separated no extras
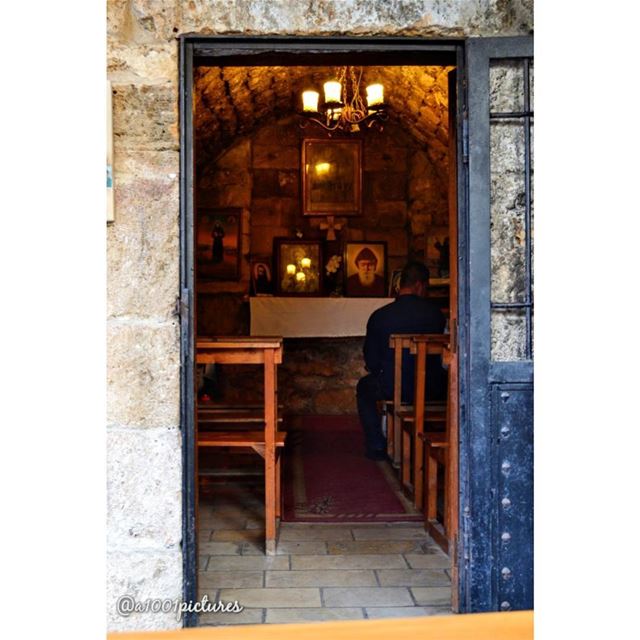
363,294,447,402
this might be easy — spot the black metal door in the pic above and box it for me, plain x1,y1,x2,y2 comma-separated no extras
458,36,533,612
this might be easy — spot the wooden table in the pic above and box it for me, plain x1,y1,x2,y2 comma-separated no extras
196,337,283,555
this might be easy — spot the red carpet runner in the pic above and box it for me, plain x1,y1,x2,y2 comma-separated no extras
282,415,422,523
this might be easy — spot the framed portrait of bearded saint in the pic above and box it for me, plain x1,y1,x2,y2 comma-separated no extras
344,241,387,297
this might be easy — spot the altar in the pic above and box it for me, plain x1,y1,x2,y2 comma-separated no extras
249,297,394,338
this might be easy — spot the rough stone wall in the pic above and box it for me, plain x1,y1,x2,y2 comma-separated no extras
490,60,533,361
203,339,365,415
107,0,533,631
195,118,446,412
195,117,447,298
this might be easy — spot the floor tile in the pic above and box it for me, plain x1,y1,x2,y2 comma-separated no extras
218,588,321,608
206,556,289,571
243,540,327,556
377,569,451,587
198,529,214,543
410,587,452,606
199,608,264,626
211,529,265,543
266,570,377,588
365,606,451,618
404,554,451,569
199,513,248,529
198,481,453,625
200,571,264,589
279,527,354,541
265,607,364,623
327,540,422,555
198,541,242,556
197,588,219,601
323,587,413,607
352,527,429,540
291,554,406,570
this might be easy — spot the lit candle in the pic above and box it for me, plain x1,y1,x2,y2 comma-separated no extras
324,80,342,104
302,90,319,112
286,264,296,275
296,271,306,282
314,162,330,177
300,257,311,269
366,83,384,107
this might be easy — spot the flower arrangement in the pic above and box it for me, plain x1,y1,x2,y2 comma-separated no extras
324,255,343,296
325,255,342,276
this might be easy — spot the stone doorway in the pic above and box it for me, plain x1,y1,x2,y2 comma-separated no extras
181,38,463,627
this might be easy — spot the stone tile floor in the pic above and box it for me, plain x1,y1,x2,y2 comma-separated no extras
197,482,452,626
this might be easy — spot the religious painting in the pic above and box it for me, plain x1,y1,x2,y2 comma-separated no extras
344,241,387,297
426,227,450,280
274,238,323,296
196,208,241,281
250,257,273,296
388,269,402,297
302,139,362,216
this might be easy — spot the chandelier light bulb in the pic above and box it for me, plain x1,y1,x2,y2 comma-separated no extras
302,90,319,112
366,83,384,107
323,80,342,104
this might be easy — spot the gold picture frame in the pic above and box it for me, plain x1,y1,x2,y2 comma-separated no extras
302,139,362,216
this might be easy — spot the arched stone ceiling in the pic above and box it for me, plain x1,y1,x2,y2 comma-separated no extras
194,65,453,171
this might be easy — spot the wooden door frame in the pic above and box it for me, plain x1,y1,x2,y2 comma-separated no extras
179,35,466,627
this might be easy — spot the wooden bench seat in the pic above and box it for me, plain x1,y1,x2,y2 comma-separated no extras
196,337,285,555
198,410,284,425
396,405,446,423
198,431,286,448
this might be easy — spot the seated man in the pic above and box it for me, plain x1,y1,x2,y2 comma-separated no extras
356,261,446,460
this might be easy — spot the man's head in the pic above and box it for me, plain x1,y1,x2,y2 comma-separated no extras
399,261,430,297
354,247,378,286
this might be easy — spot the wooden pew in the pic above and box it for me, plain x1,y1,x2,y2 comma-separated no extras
420,345,453,553
384,334,424,467
196,337,285,555
397,334,449,510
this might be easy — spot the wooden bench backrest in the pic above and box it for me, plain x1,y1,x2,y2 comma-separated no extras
411,335,450,438
388,334,424,409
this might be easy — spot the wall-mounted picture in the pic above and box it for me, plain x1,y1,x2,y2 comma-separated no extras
426,227,450,278
274,238,322,296
388,269,402,297
250,257,273,296
302,139,362,216
344,241,387,297
196,207,242,280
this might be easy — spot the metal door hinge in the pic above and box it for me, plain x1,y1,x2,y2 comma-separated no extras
179,287,191,360
462,114,469,164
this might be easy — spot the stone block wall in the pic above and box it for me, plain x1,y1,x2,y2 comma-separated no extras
195,117,448,295
195,118,447,411
107,0,533,631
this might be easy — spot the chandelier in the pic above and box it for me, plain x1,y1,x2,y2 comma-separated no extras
299,67,387,133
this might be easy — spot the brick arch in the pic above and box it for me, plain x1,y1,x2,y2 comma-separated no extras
194,65,453,178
